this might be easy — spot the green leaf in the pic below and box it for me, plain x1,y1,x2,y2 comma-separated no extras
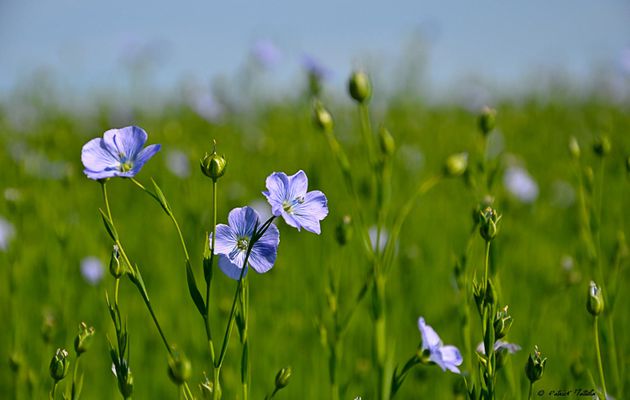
99,209,118,241
151,178,172,216
186,260,206,317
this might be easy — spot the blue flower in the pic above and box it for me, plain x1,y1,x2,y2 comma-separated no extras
263,170,328,234
476,340,521,355
211,207,280,280
81,126,161,180
418,317,463,373
302,54,332,81
81,256,105,285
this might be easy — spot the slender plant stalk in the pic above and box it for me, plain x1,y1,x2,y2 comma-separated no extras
594,316,608,398
527,382,533,400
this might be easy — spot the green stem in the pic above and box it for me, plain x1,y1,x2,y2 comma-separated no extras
206,180,218,363
358,103,376,173
483,240,491,294
240,277,250,400
71,354,81,399
594,316,608,398
527,382,533,400
50,381,57,400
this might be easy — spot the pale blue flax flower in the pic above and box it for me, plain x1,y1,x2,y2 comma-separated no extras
211,206,279,280
476,340,521,355
263,170,328,234
81,256,105,285
81,126,161,180
418,317,463,373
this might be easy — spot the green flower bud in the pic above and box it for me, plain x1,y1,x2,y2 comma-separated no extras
444,152,469,177
586,281,604,316
335,215,354,246
200,142,227,181
472,278,484,314
478,107,496,136
312,101,334,133
74,322,95,355
583,166,594,194
568,136,581,160
592,135,611,157
168,351,192,385
200,373,215,399
525,346,547,383
109,244,124,279
378,126,396,157
493,306,513,339
49,348,69,382
479,207,501,242
348,70,371,104
274,366,292,390
119,369,134,398
626,156,630,175
485,279,497,306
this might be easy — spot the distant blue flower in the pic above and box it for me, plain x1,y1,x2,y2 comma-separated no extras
418,317,463,373
302,54,332,81
252,39,282,69
0,216,15,252
210,206,280,280
504,165,538,204
263,170,328,234
81,126,161,180
476,340,521,355
165,149,190,179
81,256,104,285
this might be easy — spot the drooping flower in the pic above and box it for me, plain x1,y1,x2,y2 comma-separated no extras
418,317,463,373
81,126,161,180
81,256,105,285
263,170,328,234
211,207,279,280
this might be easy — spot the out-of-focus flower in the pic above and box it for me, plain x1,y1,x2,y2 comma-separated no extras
369,226,388,253
251,39,282,69
476,340,521,355
81,126,161,180
190,92,224,123
263,170,328,234
249,199,273,222
165,149,190,179
0,217,15,251
503,165,539,203
302,54,332,81
417,317,463,373
210,207,280,280
81,256,104,285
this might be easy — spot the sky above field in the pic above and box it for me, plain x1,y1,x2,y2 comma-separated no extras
0,0,629,101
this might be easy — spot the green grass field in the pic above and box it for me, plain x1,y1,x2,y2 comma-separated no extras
1,85,629,399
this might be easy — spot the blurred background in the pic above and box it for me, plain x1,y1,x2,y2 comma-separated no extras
1,1,630,399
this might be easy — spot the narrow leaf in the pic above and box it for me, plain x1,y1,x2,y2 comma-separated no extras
186,260,206,317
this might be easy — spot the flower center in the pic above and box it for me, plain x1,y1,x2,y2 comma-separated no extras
118,153,134,172
282,196,305,214
236,237,249,251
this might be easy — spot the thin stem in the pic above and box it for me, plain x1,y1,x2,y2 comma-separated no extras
206,180,218,363
594,316,608,397
50,381,57,400
528,382,533,400
71,355,81,399
483,240,491,294
140,292,173,357
358,103,376,172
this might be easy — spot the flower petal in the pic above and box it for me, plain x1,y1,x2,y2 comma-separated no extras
210,224,237,255
218,254,248,280
439,345,463,373
228,207,259,237
131,144,161,175
249,223,279,273
287,170,308,199
291,190,328,234
104,126,148,160
418,317,442,350
263,172,290,216
81,138,119,179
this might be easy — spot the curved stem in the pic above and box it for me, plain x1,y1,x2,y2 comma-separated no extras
594,316,608,397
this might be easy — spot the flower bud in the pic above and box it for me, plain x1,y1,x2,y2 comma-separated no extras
592,135,611,157
200,373,214,399
335,215,354,246
478,107,496,136
274,366,292,390
586,281,604,316
485,279,497,306
479,207,501,242
200,142,227,182
378,126,396,157
525,346,547,383
312,102,334,133
119,369,134,398
348,70,371,104
168,351,192,385
74,322,95,355
109,244,124,278
444,152,469,177
568,136,580,160
49,348,70,382
472,278,484,314
493,306,512,339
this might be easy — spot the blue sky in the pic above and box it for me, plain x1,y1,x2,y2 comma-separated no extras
1,0,629,101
